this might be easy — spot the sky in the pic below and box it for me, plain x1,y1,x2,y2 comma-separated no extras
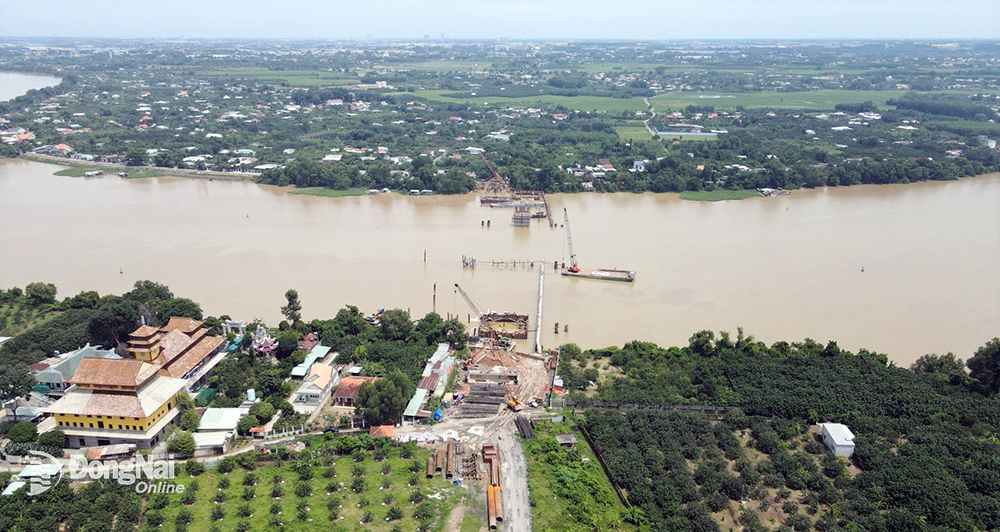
1,0,999,41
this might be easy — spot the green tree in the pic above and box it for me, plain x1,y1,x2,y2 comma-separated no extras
912,353,965,374
24,282,57,306
281,289,302,323
124,147,146,166
237,414,260,435
0,365,35,411
276,330,300,359
356,370,411,426
8,422,37,443
379,309,413,342
87,297,138,347
157,297,203,320
250,401,275,422
37,430,66,449
967,338,1000,393
167,431,196,457
179,410,201,431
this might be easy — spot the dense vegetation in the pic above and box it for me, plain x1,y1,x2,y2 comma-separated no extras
0,433,457,532
558,333,1000,532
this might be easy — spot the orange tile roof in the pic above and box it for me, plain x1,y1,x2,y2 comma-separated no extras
303,365,334,391
130,325,160,338
161,317,205,334
67,358,159,388
369,425,394,438
83,392,145,418
163,335,224,379
156,328,196,364
333,376,378,399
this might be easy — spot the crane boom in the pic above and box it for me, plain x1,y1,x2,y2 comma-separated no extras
563,208,580,272
454,283,482,318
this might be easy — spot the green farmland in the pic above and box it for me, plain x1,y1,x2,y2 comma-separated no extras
193,68,358,87
614,125,654,142
146,445,459,532
409,90,647,112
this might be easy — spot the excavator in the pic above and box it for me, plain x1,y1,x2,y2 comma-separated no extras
505,380,524,412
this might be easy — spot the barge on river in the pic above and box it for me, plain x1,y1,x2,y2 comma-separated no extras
561,269,636,282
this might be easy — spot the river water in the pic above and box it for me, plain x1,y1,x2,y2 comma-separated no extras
0,72,62,101
1,158,997,365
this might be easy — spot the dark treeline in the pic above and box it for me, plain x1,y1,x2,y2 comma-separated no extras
888,94,997,121
562,334,1000,532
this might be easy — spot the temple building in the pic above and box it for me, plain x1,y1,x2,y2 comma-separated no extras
43,317,226,449
45,358,186,448
125,317,226,390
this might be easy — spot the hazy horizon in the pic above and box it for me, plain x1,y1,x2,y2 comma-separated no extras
2,0,999,41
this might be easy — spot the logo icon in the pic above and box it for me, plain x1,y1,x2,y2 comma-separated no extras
22,451,63,496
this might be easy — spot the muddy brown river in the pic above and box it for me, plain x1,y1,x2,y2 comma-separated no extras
2,159,998,364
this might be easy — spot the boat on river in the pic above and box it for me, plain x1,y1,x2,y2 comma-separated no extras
561,269,636,282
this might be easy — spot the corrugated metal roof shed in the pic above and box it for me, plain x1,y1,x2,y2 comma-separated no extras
403,388,429,418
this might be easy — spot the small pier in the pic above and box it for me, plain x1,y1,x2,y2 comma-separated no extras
534,262,544,353
462,257,545,270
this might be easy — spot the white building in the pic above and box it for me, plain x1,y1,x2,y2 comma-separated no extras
819,423,855,457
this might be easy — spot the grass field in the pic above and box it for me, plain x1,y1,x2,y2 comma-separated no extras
408,90,647,112
614,125,653,142
53,166,162,178
459,510,482,532
524,422,634,532
194,68,358,87
149,449,458,532
651,89,986,111
679,189,760,201
288,187,370,198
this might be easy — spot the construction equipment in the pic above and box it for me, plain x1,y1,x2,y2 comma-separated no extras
478,154,515,200
563,208,580,273
505,380,524,412
561,208,636,282
454,283,483,321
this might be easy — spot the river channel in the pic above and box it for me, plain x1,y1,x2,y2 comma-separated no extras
1,158,997,365
0,72,62,101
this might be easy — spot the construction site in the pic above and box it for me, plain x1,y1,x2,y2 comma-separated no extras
475,154,554,228
396,317,554,532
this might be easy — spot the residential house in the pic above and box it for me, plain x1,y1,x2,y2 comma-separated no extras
291,345,331,378
331,376,378,407
31,344,120,396
293,365,336,406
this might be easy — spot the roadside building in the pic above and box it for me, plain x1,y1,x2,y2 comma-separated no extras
2,463,63,496
290,345,331,378
192,432,233,457
293,364,336,406
197,408,243,433
331,376,377,407
819,423,855,457
402,388,430,424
